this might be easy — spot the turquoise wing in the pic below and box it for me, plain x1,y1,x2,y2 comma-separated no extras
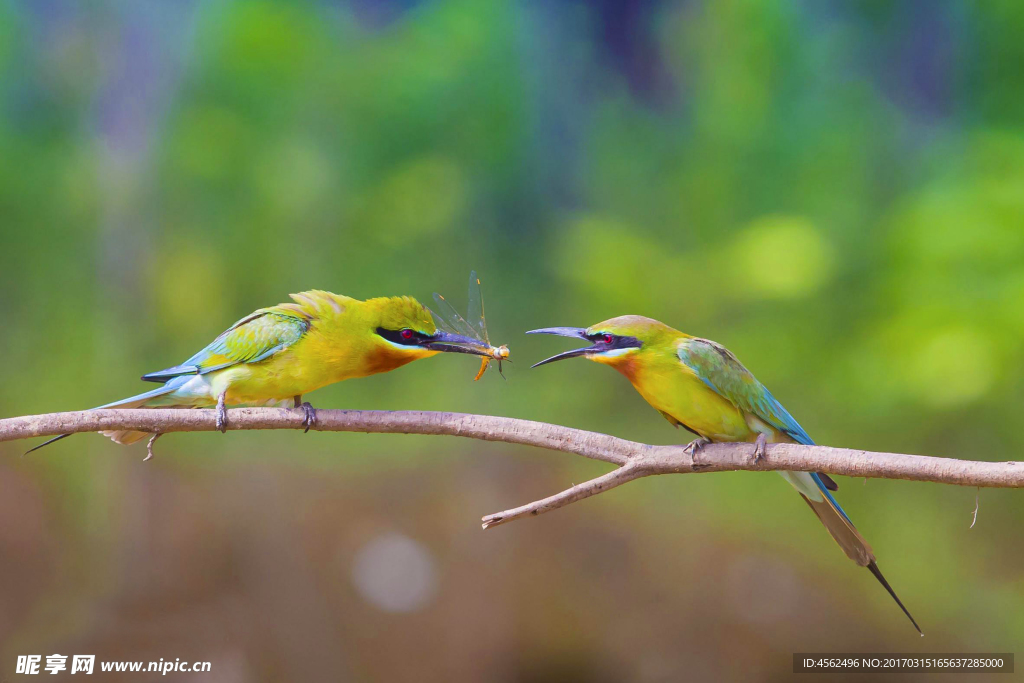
678,338,844,496
677,338,814,446
141,307,311,382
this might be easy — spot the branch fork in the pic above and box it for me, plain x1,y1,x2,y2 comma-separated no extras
1,408,1021,530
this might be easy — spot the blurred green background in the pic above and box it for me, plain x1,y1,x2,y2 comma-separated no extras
1,0,1023,680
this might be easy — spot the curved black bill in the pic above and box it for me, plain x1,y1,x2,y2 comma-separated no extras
526,327,597,367
424,330,492,356
526,327,589,339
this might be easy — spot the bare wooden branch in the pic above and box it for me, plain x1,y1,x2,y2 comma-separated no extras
481,462,648,529
2,408,1021,529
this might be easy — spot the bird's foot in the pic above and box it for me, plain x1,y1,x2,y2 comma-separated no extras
216,392,228,434
751,433,768,464
683,436,711,455
300,402,317,433
144,433,162,462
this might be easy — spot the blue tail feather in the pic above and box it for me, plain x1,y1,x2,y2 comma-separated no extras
94,381,182,409
26,379,187,454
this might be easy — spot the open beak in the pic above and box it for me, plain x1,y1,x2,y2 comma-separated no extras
526,327,598,367
423,330,492,356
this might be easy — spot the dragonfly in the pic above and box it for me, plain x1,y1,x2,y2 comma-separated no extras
432,271,510,380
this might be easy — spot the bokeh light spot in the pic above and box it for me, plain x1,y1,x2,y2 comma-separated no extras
906,327,997,408
364,156,465,246
728,216,834,299
351,533,439,613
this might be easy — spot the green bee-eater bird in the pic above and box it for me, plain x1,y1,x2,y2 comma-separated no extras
29,290,495,452
529,316,921,634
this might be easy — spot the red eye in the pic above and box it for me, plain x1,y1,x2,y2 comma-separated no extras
400,328,415,341
602,334,615,345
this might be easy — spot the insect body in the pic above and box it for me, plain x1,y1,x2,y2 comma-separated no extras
432,271,510,380
477,342,511,380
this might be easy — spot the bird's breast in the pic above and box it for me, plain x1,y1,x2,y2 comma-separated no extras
214,332,360,403
628,364,753,441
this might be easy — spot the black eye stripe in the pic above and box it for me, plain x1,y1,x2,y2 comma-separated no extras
587,333,642,350
376,327,427,346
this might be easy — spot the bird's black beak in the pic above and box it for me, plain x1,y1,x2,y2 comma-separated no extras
526,327,599,367
423,330,492,356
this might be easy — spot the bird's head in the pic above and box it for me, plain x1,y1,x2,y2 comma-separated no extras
528,315,679,370
362,296,493,369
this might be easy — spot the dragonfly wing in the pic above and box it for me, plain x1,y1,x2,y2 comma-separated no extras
467,270,490,345
431,292,480,340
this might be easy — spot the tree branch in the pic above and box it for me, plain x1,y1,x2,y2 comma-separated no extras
2,409,1021,528
481,462,649,529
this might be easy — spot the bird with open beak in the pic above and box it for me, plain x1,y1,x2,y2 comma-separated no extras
529,315,921,635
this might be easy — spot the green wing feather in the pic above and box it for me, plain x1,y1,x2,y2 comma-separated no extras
141,305,312,382
677,338,814,446
680,341,918,629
